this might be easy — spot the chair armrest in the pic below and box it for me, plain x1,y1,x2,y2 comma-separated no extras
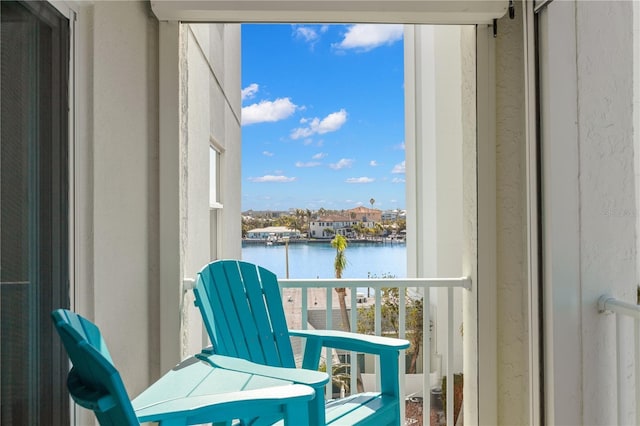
197,353,329,388
289,329,410,354
290,329,409,371
135,384,314,424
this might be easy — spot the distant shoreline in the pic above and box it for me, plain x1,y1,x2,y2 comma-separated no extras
242,238,406,246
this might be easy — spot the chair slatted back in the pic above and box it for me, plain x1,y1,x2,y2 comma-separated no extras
51,309,139,425
195,260,296,368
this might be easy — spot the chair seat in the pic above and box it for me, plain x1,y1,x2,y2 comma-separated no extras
324,392,398,426
271,392,398,426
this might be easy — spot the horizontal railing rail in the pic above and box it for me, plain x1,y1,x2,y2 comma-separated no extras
598,295,639,425
280,277,471,426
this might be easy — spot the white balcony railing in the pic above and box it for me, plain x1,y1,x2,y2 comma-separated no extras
598,295,640,424
280,277,471,426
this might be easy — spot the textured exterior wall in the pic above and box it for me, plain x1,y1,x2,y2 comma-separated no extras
73,2,242,405
87,1,159,399
576,2,636,423
540,1,636,423
180,23,242,358
460,24,478,424
494,4,529,424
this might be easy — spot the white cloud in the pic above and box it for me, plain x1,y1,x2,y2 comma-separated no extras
293,25,319,43
291,109,347,139
241,83,259,101
329,158,354,170
334,24,403,52
262,151,274,157
369,160,378,167
346,177,375,183
248,175,296,183
295,161,321,168
313,152,328,160
392,177,406,183
242,98,297,125
394,142,406,151
392,161,405,174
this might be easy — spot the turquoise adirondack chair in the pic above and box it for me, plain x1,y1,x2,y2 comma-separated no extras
193,260,411,426
51,309,317,425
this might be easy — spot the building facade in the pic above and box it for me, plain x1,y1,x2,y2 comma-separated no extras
309,215,364,239
345,206,382,223
245,226,301,240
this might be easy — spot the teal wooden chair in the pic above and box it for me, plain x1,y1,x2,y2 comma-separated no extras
193,260,411,426
51,309,317,425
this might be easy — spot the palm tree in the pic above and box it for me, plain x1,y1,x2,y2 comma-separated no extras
369,198,375,209
331,235,351,331
305,209,312,235
374,222,384,238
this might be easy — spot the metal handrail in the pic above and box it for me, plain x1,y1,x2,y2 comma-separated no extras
598,294,639,425
599,295,640,320
280,277,472,290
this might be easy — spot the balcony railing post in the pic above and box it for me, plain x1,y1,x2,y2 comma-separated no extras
302,288,308,330
447,287,454,426
423,286,431,426
399,286,406,425
350,284,358,397
375,287,382,392
326,287,333,399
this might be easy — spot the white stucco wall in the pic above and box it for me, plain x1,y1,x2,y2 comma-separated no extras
73,0,160,411
72,1,242,409
460,23,479,426
576,2,636,424
540,1,637,424
494,5,529,425
180,23,242,358
635,0,640,304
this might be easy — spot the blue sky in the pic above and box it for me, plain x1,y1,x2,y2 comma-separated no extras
241,24,405,212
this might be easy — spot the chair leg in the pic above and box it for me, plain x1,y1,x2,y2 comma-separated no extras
309,391,326,426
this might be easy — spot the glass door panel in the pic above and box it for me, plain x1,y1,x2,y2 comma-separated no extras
1,1,69,424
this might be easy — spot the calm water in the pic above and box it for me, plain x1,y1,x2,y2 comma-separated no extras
241,241,407,279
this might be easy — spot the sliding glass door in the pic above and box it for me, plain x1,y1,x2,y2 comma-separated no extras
1,1,70,424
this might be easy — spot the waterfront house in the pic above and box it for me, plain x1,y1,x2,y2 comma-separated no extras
2,1,638,425
245,226,301,241
381,209,405,222
345,206,382,223
309,214,361,239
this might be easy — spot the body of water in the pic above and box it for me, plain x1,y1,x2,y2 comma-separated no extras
241,241,407,279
